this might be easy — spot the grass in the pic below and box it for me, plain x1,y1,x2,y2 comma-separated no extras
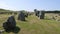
0,14,60,34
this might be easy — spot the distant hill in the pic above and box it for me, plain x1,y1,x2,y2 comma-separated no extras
0,9,15,12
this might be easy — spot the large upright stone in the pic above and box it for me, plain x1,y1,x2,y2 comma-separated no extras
3,15,16,31
25,13,28,17
35,11,39,16
7,16,16,27
18,11,25,21
39,11,45,19
34,9,38,16
34,9,40,17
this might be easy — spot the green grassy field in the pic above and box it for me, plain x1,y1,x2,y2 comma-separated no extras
0,14,60,34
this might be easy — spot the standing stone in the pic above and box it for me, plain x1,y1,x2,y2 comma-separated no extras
7,16,16,27
39,11,45,19
34,9,38,16
34,9,40,17
37,11,40,17
3,15,16,31
25,13,28,17
18,11,25,21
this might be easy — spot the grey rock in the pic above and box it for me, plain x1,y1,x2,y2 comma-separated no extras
39,11,45,19
3,16,16,31
18,11,25,21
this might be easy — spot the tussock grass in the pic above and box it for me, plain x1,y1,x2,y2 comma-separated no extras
0,14,60,34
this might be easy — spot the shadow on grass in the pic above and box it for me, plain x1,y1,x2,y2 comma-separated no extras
23,20,28,22
18,19,28,22
5,26,20,33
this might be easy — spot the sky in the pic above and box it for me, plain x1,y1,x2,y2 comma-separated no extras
0,0,60,11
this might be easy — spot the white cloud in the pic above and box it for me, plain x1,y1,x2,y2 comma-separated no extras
0,1,18,11
0,2,9,9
